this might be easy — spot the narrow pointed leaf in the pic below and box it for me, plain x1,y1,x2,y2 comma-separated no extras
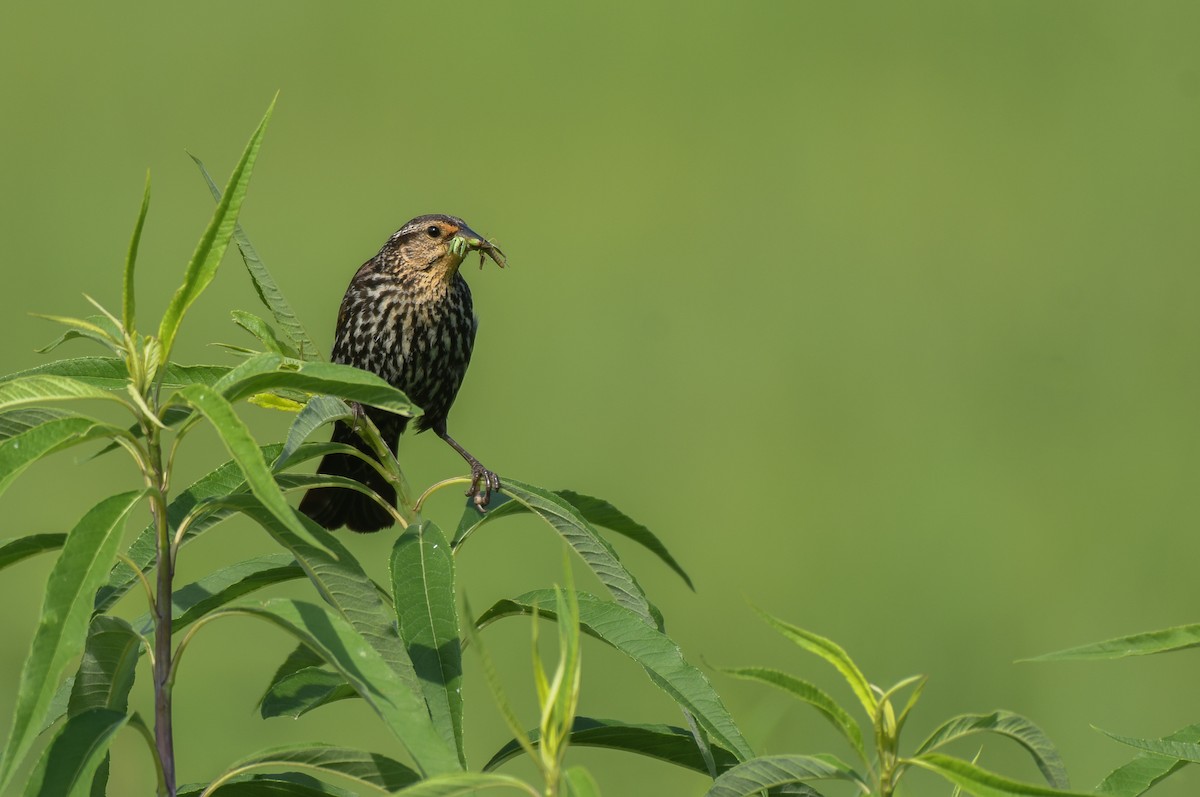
477,590,754,762
455,490,692,590
721,667,866,764
68,616,141,715
0,491,143,791
916,711,1068,788
556,490,692,589
755,610,875,717
0,416,126,498
176,383,331,554
0,534,66,573
1,358,229,390
390,773,540,796
132,554,304,634
123,172,151,334
213,599,458,776
232,310,300,357
704,754,862,797
210,744,419,792
159,97,274,358
1097,728,1200,763
30,314,119,346
1094,722,1200,796
21,708,127,797
909,754,1094,797
273,396,351,471
35,319,122,355
391,520,464,766
0,375,132,415
193,153,319,361
498,479,658,628
484,716,740,776
1025,625,1200,662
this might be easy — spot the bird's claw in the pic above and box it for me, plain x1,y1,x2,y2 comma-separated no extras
466,463,501,510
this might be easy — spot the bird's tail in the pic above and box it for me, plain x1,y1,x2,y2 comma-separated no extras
299,414,406,533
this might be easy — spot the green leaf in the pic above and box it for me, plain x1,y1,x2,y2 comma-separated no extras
0,416,126,498
455,490,692,590
562,766,602,797
391,520,465,766
389,773,540,796
0,491,144,791
180,776,356,797
176,383,332,555
704,754,863,797
94,441,337,613
0,408,71,439
916,711,1068,789
484,716,740,776
1025,625,1200,662
908,754,1094,797
755,609,875,718
207,744,419,793
259,666,356,720
34,315,123,355
213,599,459,776
123,171,151,335
132,554,305,634
0,534,66,573
233,501,422,696
192,153,319,361
221,360,419,417
68,616,142,715
96,449,272,612
477,590,755,762
1094,722,1200,796
556,490,692,589
496,479,659,629
1096,727,1200,764
159,97,275,359
0,374,132,415
21,708,128,797
231,310,300,357
273,396,352,471
0,357,229,390
720,667,866,764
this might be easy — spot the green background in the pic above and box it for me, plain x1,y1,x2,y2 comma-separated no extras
2,2,1199,794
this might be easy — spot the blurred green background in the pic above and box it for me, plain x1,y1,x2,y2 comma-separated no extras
2,2,1199,794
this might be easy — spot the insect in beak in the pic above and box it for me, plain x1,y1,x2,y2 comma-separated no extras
448,227,506,270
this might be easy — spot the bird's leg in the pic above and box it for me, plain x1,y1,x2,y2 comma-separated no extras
348,401,367,436
432,421,500,509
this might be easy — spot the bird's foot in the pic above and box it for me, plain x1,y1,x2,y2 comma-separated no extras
466,461,502,510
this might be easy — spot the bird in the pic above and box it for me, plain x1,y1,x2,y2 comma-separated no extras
298,213,505,532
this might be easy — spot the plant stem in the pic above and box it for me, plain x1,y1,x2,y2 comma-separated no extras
148,430,177,797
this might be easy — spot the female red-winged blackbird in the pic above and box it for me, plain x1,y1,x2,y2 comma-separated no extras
299,214,504,532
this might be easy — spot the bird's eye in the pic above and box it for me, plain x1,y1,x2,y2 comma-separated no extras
426,225,441,238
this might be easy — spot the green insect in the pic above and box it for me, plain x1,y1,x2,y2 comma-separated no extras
449,232,507,270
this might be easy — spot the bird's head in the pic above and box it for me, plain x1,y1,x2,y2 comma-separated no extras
386,214,506,282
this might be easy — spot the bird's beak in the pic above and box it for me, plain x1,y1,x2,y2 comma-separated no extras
450,225,507,269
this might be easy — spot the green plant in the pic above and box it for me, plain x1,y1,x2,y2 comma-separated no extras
708,609,1092,797
0,99,768,797
1030,624,1200,795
